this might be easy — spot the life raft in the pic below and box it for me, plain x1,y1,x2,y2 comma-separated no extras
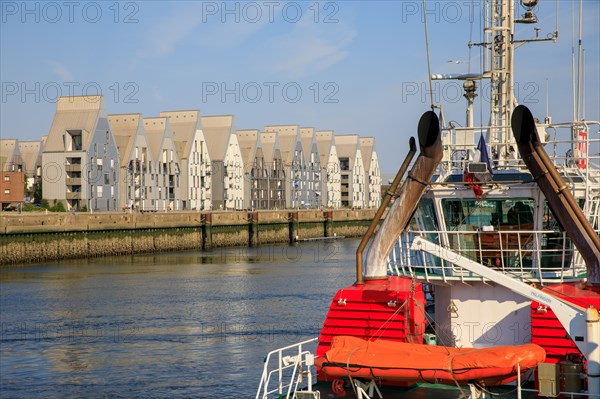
316,336,545,386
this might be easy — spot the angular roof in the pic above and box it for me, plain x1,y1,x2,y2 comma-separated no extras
143,117,172,160
300,127,315,154
160,110,200,161
0,139,21,171
359,137,375,170
44,95,105,152
108,114,143,166
236,129,261,168
315,130,335,168
335,134,361,171
260,132,281,164
299,127,316,160
18,141,42,174
264,125,299,165
201,115,234,162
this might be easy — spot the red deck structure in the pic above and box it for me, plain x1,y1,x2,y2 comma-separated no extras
316,276,426,381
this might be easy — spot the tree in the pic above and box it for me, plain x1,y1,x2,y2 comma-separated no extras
33,180,42,204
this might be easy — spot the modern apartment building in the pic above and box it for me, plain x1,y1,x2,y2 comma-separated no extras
237,129,268,209
108,114,156,210
143,117,182,211
0,139,24,172
335,135,366,208
201,116,244,210
315,131,341,208
299,128,322,208
42,95,120,211
359,137,382,209
260,131,286,209
160,110,211,211
18,141,42,196
263,125,305,208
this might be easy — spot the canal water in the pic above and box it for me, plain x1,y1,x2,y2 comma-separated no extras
0,239,357,399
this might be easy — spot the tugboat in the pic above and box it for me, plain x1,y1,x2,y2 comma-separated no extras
256,1,599,398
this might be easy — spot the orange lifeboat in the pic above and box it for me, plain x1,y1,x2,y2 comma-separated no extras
317,336,546,386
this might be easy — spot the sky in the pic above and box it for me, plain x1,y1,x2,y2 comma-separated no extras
1,0,599,174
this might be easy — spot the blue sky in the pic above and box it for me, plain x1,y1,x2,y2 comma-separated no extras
1,0,598,173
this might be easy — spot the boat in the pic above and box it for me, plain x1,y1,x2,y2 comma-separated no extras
256,1,599,398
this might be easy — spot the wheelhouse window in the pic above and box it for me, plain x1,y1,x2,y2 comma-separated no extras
442,198,534,231
441,198,535,267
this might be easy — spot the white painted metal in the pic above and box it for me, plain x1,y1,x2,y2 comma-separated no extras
411,236,587,352
390,229,587,284
256,337,318,399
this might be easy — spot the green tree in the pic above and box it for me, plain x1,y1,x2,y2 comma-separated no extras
33,180,42,204
52,200,66,212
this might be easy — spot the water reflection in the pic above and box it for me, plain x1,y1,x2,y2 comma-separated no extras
0,239,357,398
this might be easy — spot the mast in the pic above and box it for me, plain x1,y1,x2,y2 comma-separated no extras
486,0,515,166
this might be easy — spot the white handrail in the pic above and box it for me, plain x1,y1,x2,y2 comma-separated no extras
388,229,588,284
256,337,318,399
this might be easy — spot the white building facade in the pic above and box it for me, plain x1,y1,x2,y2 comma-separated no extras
360,137,382,209
201,115,244,210
143,117,182,211
42,95,120,212
315,131,341,208
300,128,322,208
160,110,211,211
108,114,156,211
264,125,306,208
335,135,366,209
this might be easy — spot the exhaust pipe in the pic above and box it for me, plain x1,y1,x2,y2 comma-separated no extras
363,111,443,280
355,137,417,285
511,105,600,287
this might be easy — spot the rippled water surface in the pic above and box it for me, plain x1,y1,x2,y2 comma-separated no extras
1,240,357,399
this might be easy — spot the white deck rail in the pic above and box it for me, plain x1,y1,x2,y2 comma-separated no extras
256,337,319,399
388,229,589,284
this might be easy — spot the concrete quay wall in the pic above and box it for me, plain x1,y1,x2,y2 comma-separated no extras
0,209,376,265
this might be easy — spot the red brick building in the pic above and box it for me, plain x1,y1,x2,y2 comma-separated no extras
0,172,25,210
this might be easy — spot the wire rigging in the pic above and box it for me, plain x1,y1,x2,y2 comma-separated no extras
422,0,435,111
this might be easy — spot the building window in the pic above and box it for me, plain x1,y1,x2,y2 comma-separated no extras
4,189,10,195
3,176,9,182
66,130,83,151
340,158,350,171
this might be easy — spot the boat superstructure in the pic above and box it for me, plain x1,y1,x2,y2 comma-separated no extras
384,0,600,352
257,1,599,398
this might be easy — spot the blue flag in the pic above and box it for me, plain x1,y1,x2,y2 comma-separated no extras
477,134,492,173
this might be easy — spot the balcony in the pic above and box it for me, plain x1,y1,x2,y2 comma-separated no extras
66,178,81,186
66,192,82,200
65,164,82,172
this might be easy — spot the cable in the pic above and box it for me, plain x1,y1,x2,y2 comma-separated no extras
422,0,435,111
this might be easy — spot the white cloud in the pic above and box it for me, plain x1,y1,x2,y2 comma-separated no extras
152,87,163,101
260,16,356,78
49,61,74,81
197,17,269,48
152,4,205,56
